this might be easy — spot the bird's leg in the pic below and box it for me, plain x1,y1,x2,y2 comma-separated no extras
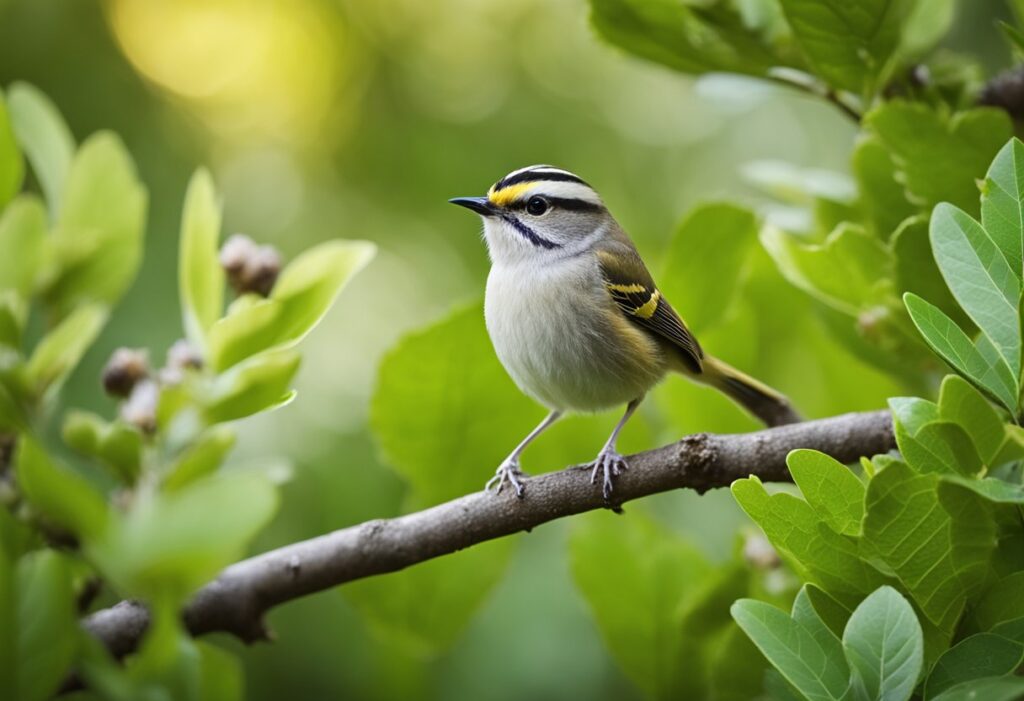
590,397,643,500
487,410,562,498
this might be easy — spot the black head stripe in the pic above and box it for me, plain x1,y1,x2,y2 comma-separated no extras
501,214,561,249
504,196,603,213
494,168,589,191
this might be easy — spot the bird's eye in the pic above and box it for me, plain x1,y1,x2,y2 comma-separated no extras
526,196,549,216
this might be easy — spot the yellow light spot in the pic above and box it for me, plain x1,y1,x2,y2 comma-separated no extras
608,283,647,294
633,290,661,319
488,181,537,207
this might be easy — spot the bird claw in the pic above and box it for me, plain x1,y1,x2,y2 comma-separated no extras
486,459,528,498
589,448,628,501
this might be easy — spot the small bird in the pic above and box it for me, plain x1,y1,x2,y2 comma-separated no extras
451,165,800,500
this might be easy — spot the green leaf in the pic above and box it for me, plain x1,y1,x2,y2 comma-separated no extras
163,427,235,491
588,0,798,79
805,584,854,638
930,202,1021,381
6,82,74,217
791,586,847,671
893,418,983,476
981,138,1024,279
569,510,715,699
842,586,923,701
852,137,916,239
371,302,544,503
787,449,864,537
929,676,1024,701
48,132,147,314
888,396,939,434
208,239,375,371
90,472,277,601
778,0,909,95
939,475,1024,504
179,168,224,353
924,633,1024,699
343,538,514,655
970,573,1024,634
0,195,46,298
15,437,108,540
937,375,1007,465
732,476,887,607
904,293,1018,413
12,551,78,701
731,599,850,701
196,641,243,701
26,303,107,395
866,103,1012,213
0,294,22,350
902,0,955,57
62,410,142,484
761,223,892,315
862,462,995,637
203,349,300,424
0,89,24,209
970,573,1024,630
893,216,969,327
660,203,757,333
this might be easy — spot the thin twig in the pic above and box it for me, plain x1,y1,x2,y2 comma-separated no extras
81,409,894,659
766,73,863,123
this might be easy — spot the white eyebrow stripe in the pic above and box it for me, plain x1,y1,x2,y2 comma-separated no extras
533,181,603,205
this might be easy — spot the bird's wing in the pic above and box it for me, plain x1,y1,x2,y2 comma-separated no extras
596,245,703,373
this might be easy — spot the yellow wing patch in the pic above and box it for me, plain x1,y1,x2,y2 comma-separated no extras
607,283,647,294
633,290,661,319
488,181,536,207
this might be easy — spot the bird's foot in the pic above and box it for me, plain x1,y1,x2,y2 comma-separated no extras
589,447,628,501
485,459,529,498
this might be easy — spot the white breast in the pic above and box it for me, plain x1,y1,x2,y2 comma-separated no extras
484,255,666,412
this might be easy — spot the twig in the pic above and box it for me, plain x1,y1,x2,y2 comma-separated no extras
766,73,863,123
82,409,894,659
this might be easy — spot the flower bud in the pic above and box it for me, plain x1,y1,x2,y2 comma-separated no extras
120,379,160,434
220,233,281,297
102,348,150,398
167,339,203,371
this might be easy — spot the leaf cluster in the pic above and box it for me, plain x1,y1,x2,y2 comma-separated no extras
0,84,373,700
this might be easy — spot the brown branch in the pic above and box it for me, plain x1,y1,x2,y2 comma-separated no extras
82,409,894,659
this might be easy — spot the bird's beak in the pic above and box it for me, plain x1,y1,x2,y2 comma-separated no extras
448,196,495,216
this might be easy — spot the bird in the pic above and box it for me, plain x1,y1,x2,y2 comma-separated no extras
450,165,800,500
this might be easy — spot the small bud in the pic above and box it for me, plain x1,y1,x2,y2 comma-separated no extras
220,233,282,297
167,339,203,371
120,379,160,434
102,348,150,398
743,533,781,571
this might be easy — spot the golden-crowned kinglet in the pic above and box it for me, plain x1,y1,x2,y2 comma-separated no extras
451,165,799,500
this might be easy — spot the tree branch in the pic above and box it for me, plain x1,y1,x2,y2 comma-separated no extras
82,409,894,658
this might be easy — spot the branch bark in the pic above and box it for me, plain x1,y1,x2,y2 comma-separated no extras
82,409,894,658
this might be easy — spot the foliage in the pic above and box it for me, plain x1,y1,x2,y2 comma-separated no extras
729,136,1024,698
5,0,1024,697
0,84,372,699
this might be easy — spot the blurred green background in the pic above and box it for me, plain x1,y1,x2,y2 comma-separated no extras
0,0,1010,698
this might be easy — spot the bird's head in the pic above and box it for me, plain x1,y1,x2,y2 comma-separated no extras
450,165,609,265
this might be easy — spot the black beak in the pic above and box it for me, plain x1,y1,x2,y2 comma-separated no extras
449,196,495,216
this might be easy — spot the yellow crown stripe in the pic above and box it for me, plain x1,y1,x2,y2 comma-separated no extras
633,290,661,319
488,181,537,207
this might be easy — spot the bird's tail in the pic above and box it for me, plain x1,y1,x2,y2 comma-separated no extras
695,355,801,427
